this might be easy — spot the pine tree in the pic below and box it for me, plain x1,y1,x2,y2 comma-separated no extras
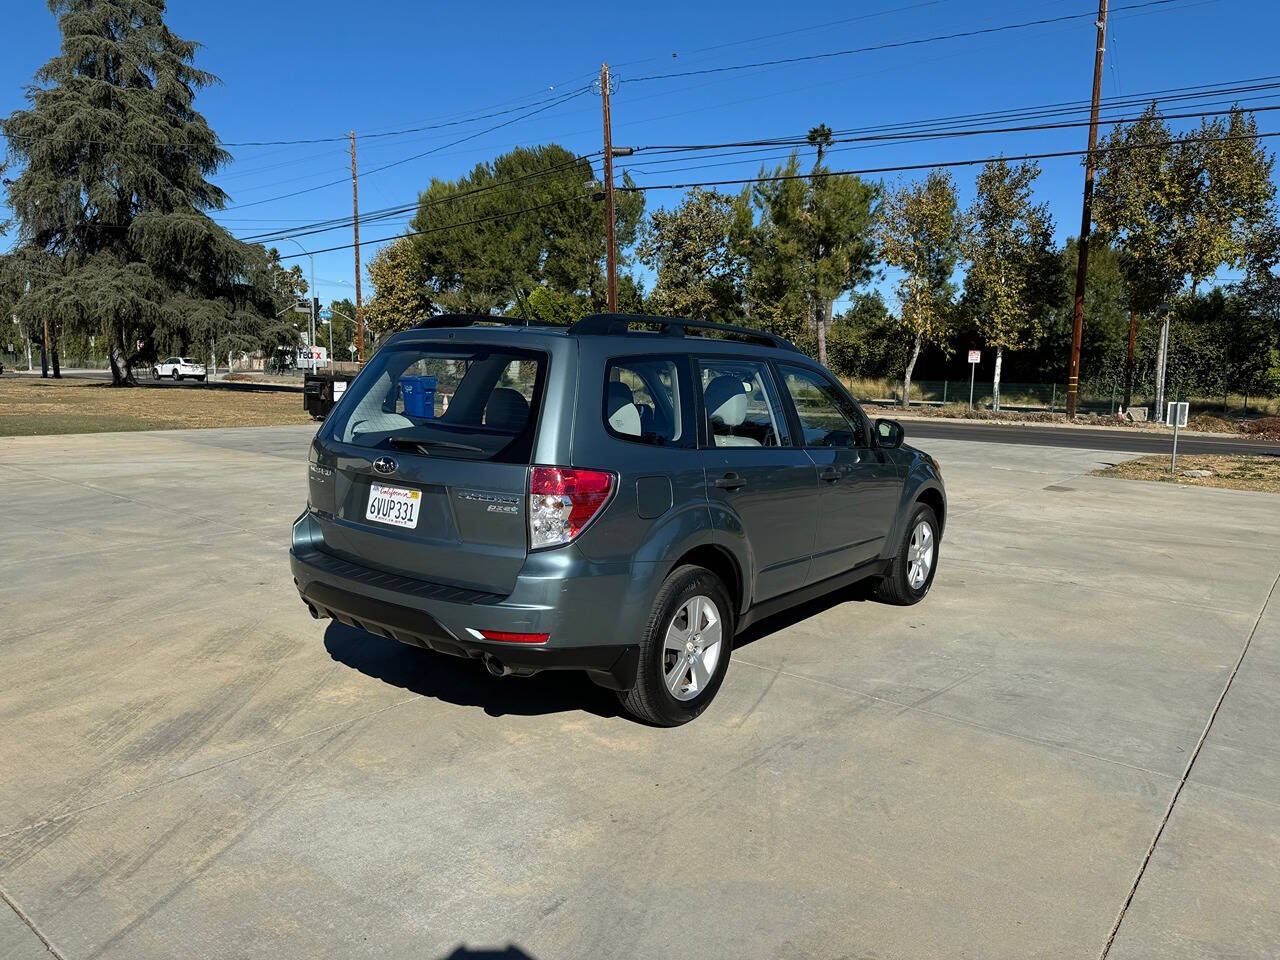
1,0,286,385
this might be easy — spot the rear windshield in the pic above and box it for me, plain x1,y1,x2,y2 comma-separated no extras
327,343,546,463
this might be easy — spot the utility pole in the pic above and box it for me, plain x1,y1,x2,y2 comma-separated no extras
600,62,618,313
350,131,365,364
1153,302,1170,421
1065,0,1108,420
1123,309,1137,409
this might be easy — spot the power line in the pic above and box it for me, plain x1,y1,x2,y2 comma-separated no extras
237,92,1280,245
614,129,1280,193
219,74,1280,229
614,99,1280,178
238,149,602,244
2,83,590,151
621,0,1189,83
625,102,1280,159
271,128,1278,262
218,86,593,212
274,193,592,260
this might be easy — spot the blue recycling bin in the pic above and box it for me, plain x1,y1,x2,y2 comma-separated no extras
400,375,437,418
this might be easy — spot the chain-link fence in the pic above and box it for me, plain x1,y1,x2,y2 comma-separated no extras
847,377,1136,414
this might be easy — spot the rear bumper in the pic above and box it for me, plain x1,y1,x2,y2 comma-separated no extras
298,575,639,689
290,512,646,690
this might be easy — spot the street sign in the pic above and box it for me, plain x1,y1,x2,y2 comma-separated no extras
320,308,332,320
967,350,980,411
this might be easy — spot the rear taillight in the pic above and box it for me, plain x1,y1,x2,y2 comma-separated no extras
528,466,615,549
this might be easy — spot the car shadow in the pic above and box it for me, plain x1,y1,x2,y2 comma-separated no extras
733,579,876,650
435,947,537,960
323,620,620,719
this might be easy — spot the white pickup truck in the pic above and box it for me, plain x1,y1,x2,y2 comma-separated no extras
152,357,206,381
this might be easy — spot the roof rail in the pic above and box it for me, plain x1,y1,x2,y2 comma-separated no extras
567,313,801,352
413,314,557,330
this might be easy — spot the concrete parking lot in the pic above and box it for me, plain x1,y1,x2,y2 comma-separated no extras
1,425,1277,960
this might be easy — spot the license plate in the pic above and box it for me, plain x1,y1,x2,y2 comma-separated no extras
366,483,422,529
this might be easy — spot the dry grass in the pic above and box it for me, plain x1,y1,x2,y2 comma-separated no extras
1094,454,1280,493
0,376,313,436
861,402,1133,428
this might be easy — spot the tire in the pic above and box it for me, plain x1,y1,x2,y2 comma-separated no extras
196,375,206,382
619,565,734,727
171,370,180,381
874,503,940,605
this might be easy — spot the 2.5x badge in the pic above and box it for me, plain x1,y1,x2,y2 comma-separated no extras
457,490,519,514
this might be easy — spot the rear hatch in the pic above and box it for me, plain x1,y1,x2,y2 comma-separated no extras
310,340,548,596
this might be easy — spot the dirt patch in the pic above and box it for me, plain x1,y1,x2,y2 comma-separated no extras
1093,454,1280,493
0,376,314,436
1241,417,1280,441
863,402,1141,429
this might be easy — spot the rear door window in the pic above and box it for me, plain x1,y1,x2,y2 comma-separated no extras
696,359,791,448
328,343,546,463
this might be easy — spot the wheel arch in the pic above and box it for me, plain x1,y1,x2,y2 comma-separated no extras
915,485,946,535
667,543,745,619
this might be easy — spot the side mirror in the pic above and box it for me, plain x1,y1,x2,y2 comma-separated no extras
875,418,905,449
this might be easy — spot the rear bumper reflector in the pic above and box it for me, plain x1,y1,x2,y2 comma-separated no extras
472,629,550,644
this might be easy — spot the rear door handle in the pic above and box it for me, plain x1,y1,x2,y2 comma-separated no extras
714,473,747,490
819,466,840,483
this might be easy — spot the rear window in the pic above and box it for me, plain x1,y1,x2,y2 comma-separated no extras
328,343,546,463
604,357,690,447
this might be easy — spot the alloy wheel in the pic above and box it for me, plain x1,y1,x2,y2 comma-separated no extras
663,594,722,702
907,520,934,590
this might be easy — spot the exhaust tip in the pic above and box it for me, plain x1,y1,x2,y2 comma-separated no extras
305,602,322,620
484,655,512,678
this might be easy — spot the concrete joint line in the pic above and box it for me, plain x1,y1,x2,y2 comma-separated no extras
1099,564,1280,959
0,884,67,960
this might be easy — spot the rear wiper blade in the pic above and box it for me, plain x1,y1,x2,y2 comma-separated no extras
387,435,484,454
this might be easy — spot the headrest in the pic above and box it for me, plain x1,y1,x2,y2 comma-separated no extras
606,381,641,436
704,375,750,428
485,387,529,431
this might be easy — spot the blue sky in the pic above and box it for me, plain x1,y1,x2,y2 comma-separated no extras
4,0,1279,309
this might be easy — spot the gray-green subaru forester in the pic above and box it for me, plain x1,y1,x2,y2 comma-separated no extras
292,314,946,725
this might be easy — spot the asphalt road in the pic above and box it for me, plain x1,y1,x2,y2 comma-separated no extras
902,416,1280,456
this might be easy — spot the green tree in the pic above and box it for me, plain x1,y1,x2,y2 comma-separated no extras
1093,105,1279,408
1039,238,1131,393
826,291,902,381
807,124,834,165
0,0,285,385
365,237,431,340
878,171,961,407
961,160,1058,410
324,297,358,360
737,151,878,364
409,144,644,315
638,188,744,322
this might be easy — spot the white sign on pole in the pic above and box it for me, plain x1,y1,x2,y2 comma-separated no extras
1166,402,1189,428
968,350,981,364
